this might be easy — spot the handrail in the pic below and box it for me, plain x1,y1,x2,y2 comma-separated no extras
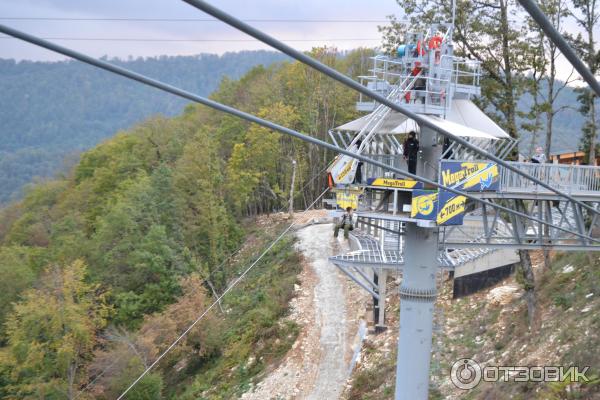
499,161,600,194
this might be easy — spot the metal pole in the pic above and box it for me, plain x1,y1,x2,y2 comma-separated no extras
396,222,439,400
180,0,600,218
289,159,297,217
0,24,596,244
395,124,440,399
517,0,600,98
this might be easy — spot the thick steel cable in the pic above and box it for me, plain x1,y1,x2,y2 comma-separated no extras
517,0,600,98
180,0,600,218
116,187,330,399
0,24,596,244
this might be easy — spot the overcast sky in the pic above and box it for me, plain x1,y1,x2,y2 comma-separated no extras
0,0,400,60
1,0,597,85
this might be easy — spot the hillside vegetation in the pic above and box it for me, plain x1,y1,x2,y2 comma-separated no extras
345,252,600,400
0,51,288,204
0,48,369,399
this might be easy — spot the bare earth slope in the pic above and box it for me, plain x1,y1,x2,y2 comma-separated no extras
242,222,367,399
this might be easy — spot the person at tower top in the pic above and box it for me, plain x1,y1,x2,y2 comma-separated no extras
403,131,420,175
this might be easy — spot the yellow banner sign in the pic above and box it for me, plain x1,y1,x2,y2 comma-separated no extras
335,159,355,183
440,161,499,191
369,178,423,189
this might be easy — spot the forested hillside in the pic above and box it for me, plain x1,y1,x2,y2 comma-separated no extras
0,51,288,204
1,49,591,206
0,48,368,399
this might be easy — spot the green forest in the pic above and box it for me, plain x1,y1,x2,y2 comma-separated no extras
0,51,288,204
0,48,368,399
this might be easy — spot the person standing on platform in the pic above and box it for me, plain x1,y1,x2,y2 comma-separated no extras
403,131,420,175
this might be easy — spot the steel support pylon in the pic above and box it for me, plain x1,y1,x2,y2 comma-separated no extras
395,221,439,399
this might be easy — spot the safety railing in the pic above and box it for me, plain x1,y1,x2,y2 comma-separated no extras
360,154,408,183
500,161,600,195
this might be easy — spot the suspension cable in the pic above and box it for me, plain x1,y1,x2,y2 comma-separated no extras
517,0,600,98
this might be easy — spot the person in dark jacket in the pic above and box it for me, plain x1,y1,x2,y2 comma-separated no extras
403,131,420,174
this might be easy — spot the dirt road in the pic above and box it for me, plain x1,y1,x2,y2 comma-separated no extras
241,223,366,400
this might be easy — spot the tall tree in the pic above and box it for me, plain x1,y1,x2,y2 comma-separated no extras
537,0,573,159
569,0,600,164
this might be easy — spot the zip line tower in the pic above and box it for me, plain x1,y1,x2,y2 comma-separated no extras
327,23,600,400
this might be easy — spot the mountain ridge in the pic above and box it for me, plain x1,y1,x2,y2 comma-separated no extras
0,51,289,203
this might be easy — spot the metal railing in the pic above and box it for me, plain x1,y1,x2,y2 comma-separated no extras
356,54,481,109
500,161,600,195
360,154,408,183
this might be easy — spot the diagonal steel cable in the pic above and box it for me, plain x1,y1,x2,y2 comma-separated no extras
517,0,600,97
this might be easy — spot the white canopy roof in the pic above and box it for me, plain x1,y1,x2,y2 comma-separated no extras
419,115,499,140
448,99,510,139
335,112,408,133
334,99,510,140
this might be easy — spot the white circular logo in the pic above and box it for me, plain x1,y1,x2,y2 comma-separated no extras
451,358,482,390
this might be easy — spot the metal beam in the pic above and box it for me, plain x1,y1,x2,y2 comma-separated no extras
1,24,597,245
334,264,380,300
518,0,600,98
180,0,600,218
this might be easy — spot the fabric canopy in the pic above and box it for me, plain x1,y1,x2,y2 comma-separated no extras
447,99,510,139
334,99,510,140
419,115,499,140
335,112,408,133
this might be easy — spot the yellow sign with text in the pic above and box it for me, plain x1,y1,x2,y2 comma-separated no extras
369,178,423,189
335,159,355,183
436,195,467,225
410,191,438,219
440,161,499,191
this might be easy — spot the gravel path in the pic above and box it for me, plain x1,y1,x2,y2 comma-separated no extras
241,223,365,400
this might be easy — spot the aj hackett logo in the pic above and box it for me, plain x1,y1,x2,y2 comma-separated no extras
441,163,484,186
